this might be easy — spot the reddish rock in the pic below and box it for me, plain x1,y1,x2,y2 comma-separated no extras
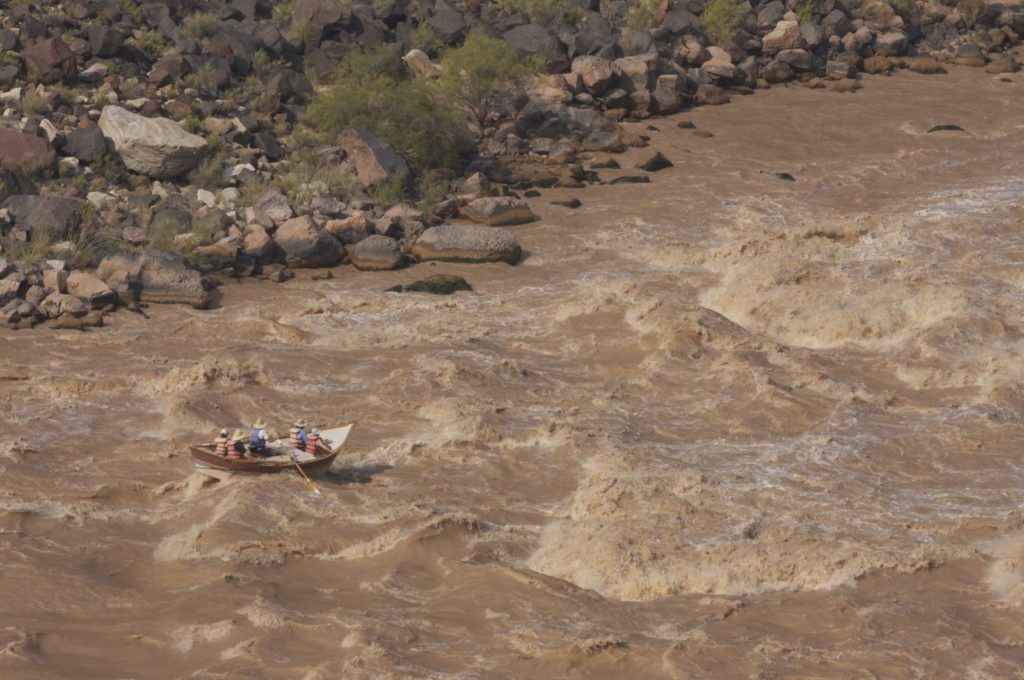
0,129,56,177
20,37,77,84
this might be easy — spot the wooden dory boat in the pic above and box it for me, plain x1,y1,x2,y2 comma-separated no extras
190,425,353,479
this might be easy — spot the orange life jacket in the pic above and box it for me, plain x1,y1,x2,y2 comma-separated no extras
213,436,229,456
227,440,242,459
289,427,304,450
306,435,320,456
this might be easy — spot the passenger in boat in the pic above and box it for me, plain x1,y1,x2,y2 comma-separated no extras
213,428,230,457
289,420,308,451
228,429,246,459
249,420,270,456
306,428,321,457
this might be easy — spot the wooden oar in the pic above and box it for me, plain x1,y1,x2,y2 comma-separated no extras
292,458,320,494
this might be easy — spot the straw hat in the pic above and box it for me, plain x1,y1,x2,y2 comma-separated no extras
294,419,307,428
311,427,320,435
252,420,266,429
232,428,246,440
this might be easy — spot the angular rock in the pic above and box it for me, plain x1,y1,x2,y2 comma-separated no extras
777,49,814,72
66,271,117,309
763,20,805,54
325,213,373,244
412,225,521,265
87,25,126,57
274,215,343,268
3,195,81,241
403,49,441,79
348,234,405,271
242,224,283,263
763,59,795,83
876,31,907,57
61,127,108,163
503,24,568,72
637,151,673,172
460,197,535,226
40,292,87,319
98,106,208,180
253,189,293,226
96,250,210,309
20,37,77,84
0,130,56,177
571,56,615,94
338,128,409,189
0,278,22,305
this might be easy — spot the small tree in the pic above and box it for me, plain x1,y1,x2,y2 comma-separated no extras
437,33,541,138
700,0,746,47
307,47,474,177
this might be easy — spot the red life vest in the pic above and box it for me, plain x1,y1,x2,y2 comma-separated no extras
227,439,242,459
213,436,229,456
289,427,303,450
306,435,320,456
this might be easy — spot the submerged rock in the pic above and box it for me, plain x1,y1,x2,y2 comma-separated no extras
387,275,472,295
412,225,521,264
460,197,536,226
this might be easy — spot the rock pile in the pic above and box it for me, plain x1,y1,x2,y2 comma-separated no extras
0,0,1020,328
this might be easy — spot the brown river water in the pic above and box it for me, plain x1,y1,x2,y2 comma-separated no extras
3,63,1024,679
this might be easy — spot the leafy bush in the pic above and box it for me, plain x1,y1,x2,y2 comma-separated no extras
494,0,583,25
437,33,541,136
20,89,48,116
133,29,166,55
700,0,746,46
306,47,474,176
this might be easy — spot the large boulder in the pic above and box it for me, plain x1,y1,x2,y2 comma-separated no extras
503,24,568,72
412,225,521,265
242,224,284,263
460,197,536,226
20,37,77,84
274,215,343,268
3,195,81,241
762,20,805,54
96,250,210,309
348,234,405,271
40,292,87,319
0,130,56,177
571,56,615,94
66,271,117,309
98,106,208,180
875,32,908,57
338,128,409,189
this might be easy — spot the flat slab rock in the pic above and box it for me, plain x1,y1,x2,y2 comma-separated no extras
412,225,521,265
460,197,536,226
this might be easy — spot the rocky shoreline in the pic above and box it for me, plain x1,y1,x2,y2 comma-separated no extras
0,0,1021,329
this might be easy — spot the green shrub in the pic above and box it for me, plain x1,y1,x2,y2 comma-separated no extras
20,89,48,116
133,29,166,55
494,0,583,25
120,0,144,22
181,12,218,40
795,0,816,23
624,0,661,30
437,33,541,136
306,47,474,176
959,0,983,25
700,0,746,46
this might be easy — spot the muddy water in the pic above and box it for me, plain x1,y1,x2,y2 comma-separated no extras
4,65,1024,678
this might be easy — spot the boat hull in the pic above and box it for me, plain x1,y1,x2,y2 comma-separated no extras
189,445,339,476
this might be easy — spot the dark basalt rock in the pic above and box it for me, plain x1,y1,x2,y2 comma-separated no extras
387,275,472,295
